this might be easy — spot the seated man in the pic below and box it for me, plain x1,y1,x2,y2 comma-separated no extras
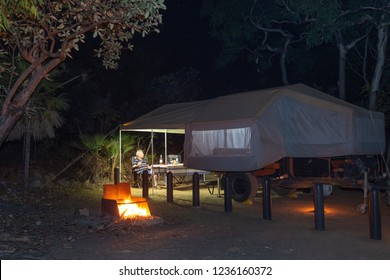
132,150,158,188
133,149,150,175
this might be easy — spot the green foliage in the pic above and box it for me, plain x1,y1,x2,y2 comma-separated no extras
130,67,201,116
89,94,121,134
5,60,69,141
201,0,309,84
377,90,390,131
0,0,43,31
77,134,109,183
203,0,390,103
76,133,138,183
301,1,340,47
0,50,10,95
302,0,388,48
358,84,390,130
8,93,69,141
148,67,201,102
0,0,166,147
1,55,70,189
106,134,135,167
202,0,257,68
79,134,108,155
1,0,166,69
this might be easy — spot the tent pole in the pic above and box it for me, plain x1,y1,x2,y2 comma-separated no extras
119,129,122,178
165,129,168,164
151,130,155,189
151,130,154,164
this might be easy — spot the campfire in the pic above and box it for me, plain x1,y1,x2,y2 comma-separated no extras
117,199,151,218
102,182,151,219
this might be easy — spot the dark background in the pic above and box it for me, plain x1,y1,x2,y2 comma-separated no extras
0,0,384,168
64,0,339,128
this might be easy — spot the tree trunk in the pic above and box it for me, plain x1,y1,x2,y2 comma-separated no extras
335,31,347,100
280,38,290,85
370,25,388,111
111,157,118,182
338,45,346,100
0,58,62,148
0,110,24,146
23,121,31,190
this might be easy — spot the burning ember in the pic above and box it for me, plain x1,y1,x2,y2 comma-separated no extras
117,199,151,219
102,182,151,219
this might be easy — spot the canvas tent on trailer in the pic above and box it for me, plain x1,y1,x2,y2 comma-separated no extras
120,83,385,173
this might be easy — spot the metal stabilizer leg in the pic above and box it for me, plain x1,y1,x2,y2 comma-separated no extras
357,171,368,214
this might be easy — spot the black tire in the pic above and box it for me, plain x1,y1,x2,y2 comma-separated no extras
386,188,390,208
224,172,258,202
270,178,295,197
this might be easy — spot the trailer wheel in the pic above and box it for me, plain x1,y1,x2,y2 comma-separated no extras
224,172,258,202
270,179,295,197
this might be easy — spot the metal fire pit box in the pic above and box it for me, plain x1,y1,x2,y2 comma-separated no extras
101,182,150,218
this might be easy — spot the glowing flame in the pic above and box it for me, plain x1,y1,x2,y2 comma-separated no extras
297,206,337,214
117,199,151,219
102,183,152,219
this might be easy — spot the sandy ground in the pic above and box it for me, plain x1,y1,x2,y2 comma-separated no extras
38,184,390,260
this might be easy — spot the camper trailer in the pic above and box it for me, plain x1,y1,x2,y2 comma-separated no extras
121,84,388,207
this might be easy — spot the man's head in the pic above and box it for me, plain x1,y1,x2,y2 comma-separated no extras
136,150,144,158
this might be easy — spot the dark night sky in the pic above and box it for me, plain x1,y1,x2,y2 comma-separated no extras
63,1,234,128
150,0,266,93
126,0,260,94
64,0,343,134
70,0,264,101
101,0,338,98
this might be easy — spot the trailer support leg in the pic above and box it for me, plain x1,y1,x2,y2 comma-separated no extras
369,185,381,240
142,170,149,198
167,172,173,203
262,177,272,220
223,176,232,213
192,172,200,207
313,182,325,231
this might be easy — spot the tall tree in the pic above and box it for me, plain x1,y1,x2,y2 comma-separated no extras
302,0,390,106
7,79,69,190
202,0,311,86
367,7,390,110
301,0,372,100
2,56,73,189
0,0,166,147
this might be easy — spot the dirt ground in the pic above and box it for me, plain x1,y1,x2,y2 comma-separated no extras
1,182,390,260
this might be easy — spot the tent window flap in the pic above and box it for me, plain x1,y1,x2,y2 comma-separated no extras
189,127,252,157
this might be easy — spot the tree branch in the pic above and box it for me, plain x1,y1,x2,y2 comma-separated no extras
345,28,371,51
12,57,62,107
1,54,48,115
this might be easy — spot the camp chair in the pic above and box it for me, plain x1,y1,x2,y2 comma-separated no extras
131,166,154,189
132,168,155,188
131,156,143,188
132,169,142,188
131,154,159,189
